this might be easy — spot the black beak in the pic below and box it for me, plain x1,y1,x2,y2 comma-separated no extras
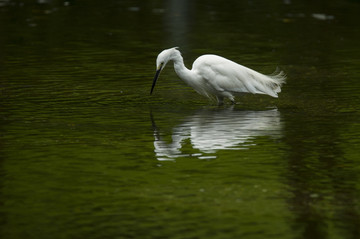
150,68,161,95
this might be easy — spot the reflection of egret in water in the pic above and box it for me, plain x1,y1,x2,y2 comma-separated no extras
151,107,282,161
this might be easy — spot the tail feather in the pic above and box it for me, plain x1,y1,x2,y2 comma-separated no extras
243,67,286,98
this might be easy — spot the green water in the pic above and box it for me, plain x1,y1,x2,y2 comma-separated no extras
1,0,360,238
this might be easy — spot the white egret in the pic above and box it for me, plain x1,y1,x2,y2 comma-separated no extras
150,47,286,104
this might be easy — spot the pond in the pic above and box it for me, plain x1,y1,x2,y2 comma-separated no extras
1,0,360,238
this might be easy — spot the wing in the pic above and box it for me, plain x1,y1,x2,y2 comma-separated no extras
193,54,285,98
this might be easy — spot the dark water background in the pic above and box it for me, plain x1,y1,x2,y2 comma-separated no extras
1,0,360,238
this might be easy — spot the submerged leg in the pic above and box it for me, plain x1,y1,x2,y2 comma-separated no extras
228,95,236,105
216,96,224,106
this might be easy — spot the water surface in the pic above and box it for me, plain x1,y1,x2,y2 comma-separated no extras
1,0,360,238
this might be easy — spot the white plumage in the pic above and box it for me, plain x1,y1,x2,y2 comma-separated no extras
150,47,286,104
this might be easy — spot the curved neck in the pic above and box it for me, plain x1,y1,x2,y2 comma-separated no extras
172,53,192,84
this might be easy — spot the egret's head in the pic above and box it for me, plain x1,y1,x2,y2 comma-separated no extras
156,47,179,70
150,47,180,95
